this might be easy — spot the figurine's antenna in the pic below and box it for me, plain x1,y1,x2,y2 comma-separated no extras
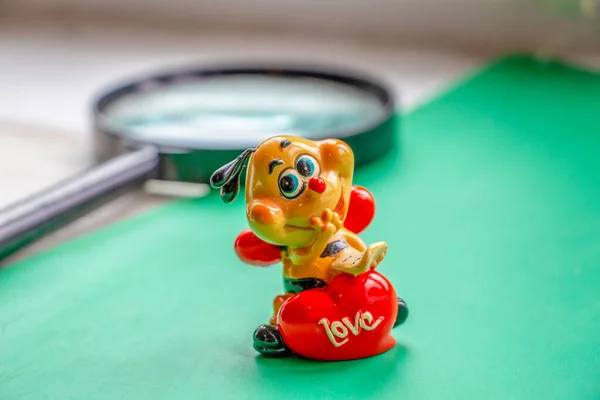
209,148,255,203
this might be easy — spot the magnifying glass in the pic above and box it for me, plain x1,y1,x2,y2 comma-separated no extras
0,65,397,261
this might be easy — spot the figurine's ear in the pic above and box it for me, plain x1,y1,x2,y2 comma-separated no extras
317,139,354,177
210,148,253,188
219,175,241,203
210,148,254,203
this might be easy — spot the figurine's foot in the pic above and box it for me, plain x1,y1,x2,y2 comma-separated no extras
269,314,277,325
253,324,292,357
270,293,294,325
394,297,409,328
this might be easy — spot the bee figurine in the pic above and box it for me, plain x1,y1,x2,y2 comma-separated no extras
210,136,408,361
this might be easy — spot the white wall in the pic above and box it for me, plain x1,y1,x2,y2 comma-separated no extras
2,0,599,52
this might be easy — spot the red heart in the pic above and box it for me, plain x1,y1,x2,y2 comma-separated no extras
277,270,398,361
344,186,376,234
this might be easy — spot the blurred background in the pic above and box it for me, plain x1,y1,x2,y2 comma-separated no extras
0,0,599,262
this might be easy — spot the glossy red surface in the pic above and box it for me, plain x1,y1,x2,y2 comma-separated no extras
234,228,281,266
277,270,398,361
308,177,326,194
344,186,376,234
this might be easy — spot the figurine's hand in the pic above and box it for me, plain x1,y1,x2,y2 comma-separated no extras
310,209,343,234
288,210,342,265
310,209,343,254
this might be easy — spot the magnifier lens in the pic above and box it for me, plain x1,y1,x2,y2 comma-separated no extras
0,68,395,261
101,74,387,148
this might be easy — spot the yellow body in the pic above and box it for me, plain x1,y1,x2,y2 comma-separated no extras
241,136,388,323
281,227,367,281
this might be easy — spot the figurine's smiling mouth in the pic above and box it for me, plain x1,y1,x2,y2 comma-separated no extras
284,224,312,232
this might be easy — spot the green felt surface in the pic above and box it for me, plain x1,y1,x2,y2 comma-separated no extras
2,55,600,399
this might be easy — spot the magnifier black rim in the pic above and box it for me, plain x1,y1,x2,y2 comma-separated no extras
92,64,395,151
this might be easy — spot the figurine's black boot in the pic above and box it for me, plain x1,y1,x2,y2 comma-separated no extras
394,297,409,328
253,324,292,357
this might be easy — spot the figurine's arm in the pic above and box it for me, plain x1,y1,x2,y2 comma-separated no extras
330,241,388,277
287,209,342,265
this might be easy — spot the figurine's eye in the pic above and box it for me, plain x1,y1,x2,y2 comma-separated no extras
279,169,305,199
296,155,320,178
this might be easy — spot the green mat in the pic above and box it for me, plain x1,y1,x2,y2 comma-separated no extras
2,55,600,399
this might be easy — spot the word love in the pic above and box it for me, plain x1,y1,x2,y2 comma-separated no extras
318,311,384,347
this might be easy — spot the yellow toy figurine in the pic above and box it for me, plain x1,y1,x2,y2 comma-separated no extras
210,135,408,361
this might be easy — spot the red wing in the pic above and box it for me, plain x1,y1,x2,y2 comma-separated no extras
344,185,376,234
234,228,282,266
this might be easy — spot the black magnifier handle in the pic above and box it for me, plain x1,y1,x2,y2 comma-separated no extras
0,146,160,262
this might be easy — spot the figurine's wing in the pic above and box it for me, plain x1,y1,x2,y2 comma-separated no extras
234,228,282,266
344,186,376,234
